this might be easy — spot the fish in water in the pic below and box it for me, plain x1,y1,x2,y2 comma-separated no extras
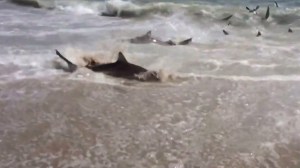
288,28,293,33
246,5,260,13
129,31,192,46
55,50,160,82
223,29,229,35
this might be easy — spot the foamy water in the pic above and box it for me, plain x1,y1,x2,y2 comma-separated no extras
1,0,300,167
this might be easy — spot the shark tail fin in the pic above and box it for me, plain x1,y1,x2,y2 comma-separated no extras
55,50,77,72
274,1,279,7
178,38,192,45
265,6,270,20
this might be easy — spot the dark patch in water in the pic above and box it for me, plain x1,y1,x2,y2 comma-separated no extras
10,0,40,8
272,14,300,25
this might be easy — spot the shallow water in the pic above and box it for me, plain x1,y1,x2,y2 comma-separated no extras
1,0,300,167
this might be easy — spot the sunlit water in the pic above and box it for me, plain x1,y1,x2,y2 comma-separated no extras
1,0,300,167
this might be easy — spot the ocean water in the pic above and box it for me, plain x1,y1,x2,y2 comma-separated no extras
1,0,300,167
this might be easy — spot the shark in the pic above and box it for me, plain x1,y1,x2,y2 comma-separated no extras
129,31,192,46
55,50,160,82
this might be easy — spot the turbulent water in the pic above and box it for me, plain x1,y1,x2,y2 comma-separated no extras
1,0,300,167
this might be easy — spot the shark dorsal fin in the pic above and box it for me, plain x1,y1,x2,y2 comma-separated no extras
146,31,151,37
117,52,128,63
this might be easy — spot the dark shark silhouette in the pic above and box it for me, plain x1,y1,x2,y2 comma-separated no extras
274,1,279,8
129,31,192,46
178,38,192,45
55,50,77,72
265,6,270,20
55,50,160,82
129,31,153,44
101,11,137,18
10,0,54,9
222,29,229,35
10,0,41,8
256,31,262,37
220,14,233,26
221,14,233,21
